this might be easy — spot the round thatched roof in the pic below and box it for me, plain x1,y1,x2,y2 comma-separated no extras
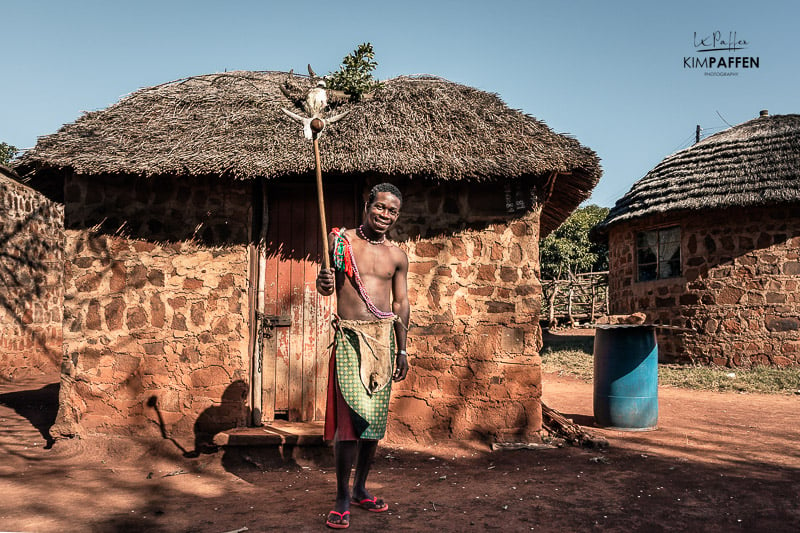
595,113,800,235
15,71,600,235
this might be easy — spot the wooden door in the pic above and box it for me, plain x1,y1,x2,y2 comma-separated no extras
259,181,358,422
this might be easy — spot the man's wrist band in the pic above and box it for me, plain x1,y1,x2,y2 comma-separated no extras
397,350,407,356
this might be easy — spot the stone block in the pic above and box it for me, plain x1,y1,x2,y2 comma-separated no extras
147,269,165,287
177,345,199,364
190,302,206,326
435,266,452,277
143,342,165,355
126,307,148,330
780,341,800,353
490,245,503,261
477,264,496,282
468,286,494,297
109,261,126,292
487,301,514,313
129,265,148,289
168,296,187,309
455,297,472,316
75,272,102,293
500,328,526,354
510,221,530,237
499,266,518,282
414,241,444,258
85,300,102,330
766,292,787,304
150,294,166,328
449,237,468,261
115,353,142,375
172,313,187,331
409,261,437,275
227,296,242,314
784,262,800,275
513,284,539,296
212,317,230,335
766,317,800,332
496,288,511,299
183,277,204,290
771,355,793,367
190,366,231,388
744,292,766,306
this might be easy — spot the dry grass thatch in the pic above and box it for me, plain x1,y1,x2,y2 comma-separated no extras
1,164,22,182
595,113,800,235
15,71,600,235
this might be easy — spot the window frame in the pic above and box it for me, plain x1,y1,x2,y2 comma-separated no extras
636,225,682,282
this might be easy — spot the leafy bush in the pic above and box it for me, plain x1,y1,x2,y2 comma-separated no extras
540,204,609,279
0,142,17,165
326,43,380,100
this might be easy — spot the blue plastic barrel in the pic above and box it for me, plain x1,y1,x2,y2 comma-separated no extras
593,325,658,430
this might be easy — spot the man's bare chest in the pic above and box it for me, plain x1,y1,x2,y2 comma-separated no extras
350,240,396,280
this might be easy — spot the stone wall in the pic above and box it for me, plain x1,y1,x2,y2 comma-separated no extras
385,179,544,442
52,173,253,442
608,205,800,367
54,172,547,443
0,169,63,379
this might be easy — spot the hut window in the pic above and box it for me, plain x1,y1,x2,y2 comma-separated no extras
636,226,681,281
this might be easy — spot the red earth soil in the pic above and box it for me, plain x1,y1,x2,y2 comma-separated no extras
1,365,798,532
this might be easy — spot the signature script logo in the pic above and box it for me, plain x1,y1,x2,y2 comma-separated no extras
694,31,748,53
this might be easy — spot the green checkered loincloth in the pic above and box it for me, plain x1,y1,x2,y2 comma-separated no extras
335,318,396,440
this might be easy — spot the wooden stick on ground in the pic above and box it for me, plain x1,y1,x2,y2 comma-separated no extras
542,402,608,449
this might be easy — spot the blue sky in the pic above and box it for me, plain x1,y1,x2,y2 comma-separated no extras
1,0,797,207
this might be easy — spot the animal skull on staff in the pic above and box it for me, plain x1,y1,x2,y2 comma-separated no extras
281,78,349,270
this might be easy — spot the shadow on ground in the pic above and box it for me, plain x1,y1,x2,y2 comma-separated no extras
541,327,595,353
0,380,59,447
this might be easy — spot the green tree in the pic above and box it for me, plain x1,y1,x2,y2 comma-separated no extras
326,42,380,100
0,142,17,165
540,204,610,279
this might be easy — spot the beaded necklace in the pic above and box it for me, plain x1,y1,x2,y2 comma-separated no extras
332,228,395,320
357,224,386,245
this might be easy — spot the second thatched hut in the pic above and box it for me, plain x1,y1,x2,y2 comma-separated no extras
594,112,800,367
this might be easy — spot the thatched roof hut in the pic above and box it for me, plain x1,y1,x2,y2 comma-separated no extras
17,71,599,236
596,112,800,367
13,70,602,443
594,112,800,235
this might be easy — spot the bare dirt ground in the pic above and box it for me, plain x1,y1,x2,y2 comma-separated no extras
1,365,798,532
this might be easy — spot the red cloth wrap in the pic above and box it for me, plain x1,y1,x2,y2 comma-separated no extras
324,348,358,441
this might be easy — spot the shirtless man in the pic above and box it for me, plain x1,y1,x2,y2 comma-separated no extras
316,183,409,529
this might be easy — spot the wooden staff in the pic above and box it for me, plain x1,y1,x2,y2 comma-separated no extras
281,107,348,270
310,118,330,270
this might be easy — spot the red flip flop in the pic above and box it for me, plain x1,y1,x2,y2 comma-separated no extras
353,496,389,512
326,510,350,529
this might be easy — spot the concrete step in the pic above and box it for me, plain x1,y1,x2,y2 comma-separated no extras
215,421,330,466
214,420,326,447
